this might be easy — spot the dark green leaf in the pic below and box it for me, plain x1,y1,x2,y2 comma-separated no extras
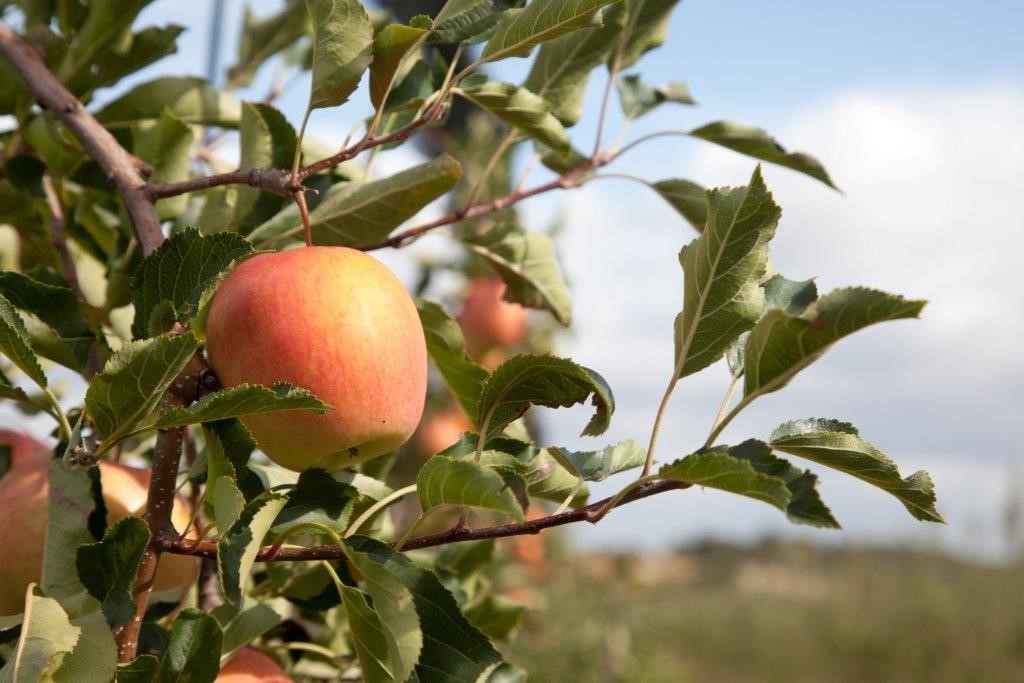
0,292,47,388
610,0,681,68
84,333,198,450
458,223,572,325
457,81,570,152
477,354,614,440
652,179,707,232
370,22,431,110
306,0,374,110
75,517,151,627
482,0,619,62
464,595,525,640
656,450,791,512
418,455,525,521
770,419,944,522
690,121,838,189
2,155,46,198
431,0,519,44
616,74,693,118
116,655,160,683
152,383,329,430
273,468,358,535
548,439,646,483
219,600,288,657
339,586,393,683
234,103,297,230
160,609,223,683
416,299,489,419
726,273,818,377
675,167,780,378
217,492,289,608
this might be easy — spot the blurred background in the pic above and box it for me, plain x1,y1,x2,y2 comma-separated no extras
4,1,1023,679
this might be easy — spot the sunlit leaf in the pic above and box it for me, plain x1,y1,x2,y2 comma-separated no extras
418,455,525,521
482,0,620,63
457,81,570,152
416,300,489,419
616,74,693,118
306,0,374,110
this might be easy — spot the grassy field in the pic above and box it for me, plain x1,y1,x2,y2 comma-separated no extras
502,540,1024,682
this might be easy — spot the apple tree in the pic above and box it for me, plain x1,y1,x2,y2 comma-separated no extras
0,0,943,680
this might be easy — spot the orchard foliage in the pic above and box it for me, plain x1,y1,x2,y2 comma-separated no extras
0,0,941,680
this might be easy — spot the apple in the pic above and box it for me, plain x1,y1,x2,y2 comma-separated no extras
216,648,291,682
205,247,428,472
0,429,198,616
458,277,527,366
412,406,472,458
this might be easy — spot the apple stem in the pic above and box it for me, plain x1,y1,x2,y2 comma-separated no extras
295,190,313,247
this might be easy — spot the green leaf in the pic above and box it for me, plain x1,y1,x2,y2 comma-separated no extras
228,1,309,87
651,179,707,232
345,537,504,680
96,77,241,128
51,602,117,683
116,656,160,683
0,270,94,373
219,600,289,657
0,369,30,404
482,0,619,63
477,354,614,441
416,299,489,419
464,595,525,640
675,167,780,378
722,439,839,528
301,155,462,247
234,103,297,230
133,109,194,220
69,24,185,96
431,0,518,44
610,0,681,68
131,227,254,339
616,74,693,118
56,0,150,88
370,22,431,110
2,155,46,198
0,590,80,683
160,609,223,683
741,288,926,400
0,293,47,389
84,333,198,450
217,492,289,609
457,81,570,153
656,450,791,512
339,586,393,683
344,550,423,683
690,121,838,189
213,476,245,534
75,517,151,627
522,8,626,125
548,439,646,483
770,419,944,523
152,383,329,430
417,455,525,521
273,468,358,536
458,223,572,325
42,462,97,602
306,0,374,110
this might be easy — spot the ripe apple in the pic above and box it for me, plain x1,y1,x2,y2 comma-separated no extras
458,277,527,366
412,406,472,458
0,429,198,616
205,247,428,472
216,648,291,682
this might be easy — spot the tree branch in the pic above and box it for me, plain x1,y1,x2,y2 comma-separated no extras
0,22,163,255
157,479,689,560
145,167,300,201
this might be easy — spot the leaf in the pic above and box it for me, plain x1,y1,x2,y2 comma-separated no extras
116,656,160,683
75,517,151,627
431,0,518,44
464,595,525,640
675,167,780,378
84,333,198,450
219,600,289,657
652,179,707,232
522,8,626,125
42,462,97,603
370,21,431,110
770,419,944,522
160,609,223,683
0,590,80,683
131,227,254,339
228,0,309,87
57,0,150,88
417,455,525,521
213,476,245,534
344,550,423,683
482,0,619,63
152,383,329,430
50,596,118,683
273,468,358,536
741,288,926,400
306,0,374,110
655,451,791,512
301,155,462,247
726,273,818,377
345,537,504,680
457,81,570,153
69,24,185,96
722,439,839,528
0,370,29,404
217,492,289,609
616,74,693,118
548,439,646,483
416,300,489,419
610,0,682,68
0,293,46,389
234,103,297,229
477,354,614,441
690,121,838,189
2,155,46,198
133,109,194,220
96,77,241,128
459,223,572,325
339,586,393,683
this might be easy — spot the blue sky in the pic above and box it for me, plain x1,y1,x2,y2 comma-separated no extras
9,1,1024,558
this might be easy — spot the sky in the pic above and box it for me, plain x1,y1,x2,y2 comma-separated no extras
6,1,1024,559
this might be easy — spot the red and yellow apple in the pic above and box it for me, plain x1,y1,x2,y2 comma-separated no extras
458,277,527,368
411,406,472,458
216,648,291,682
205,247,427,472
0,429,198,616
